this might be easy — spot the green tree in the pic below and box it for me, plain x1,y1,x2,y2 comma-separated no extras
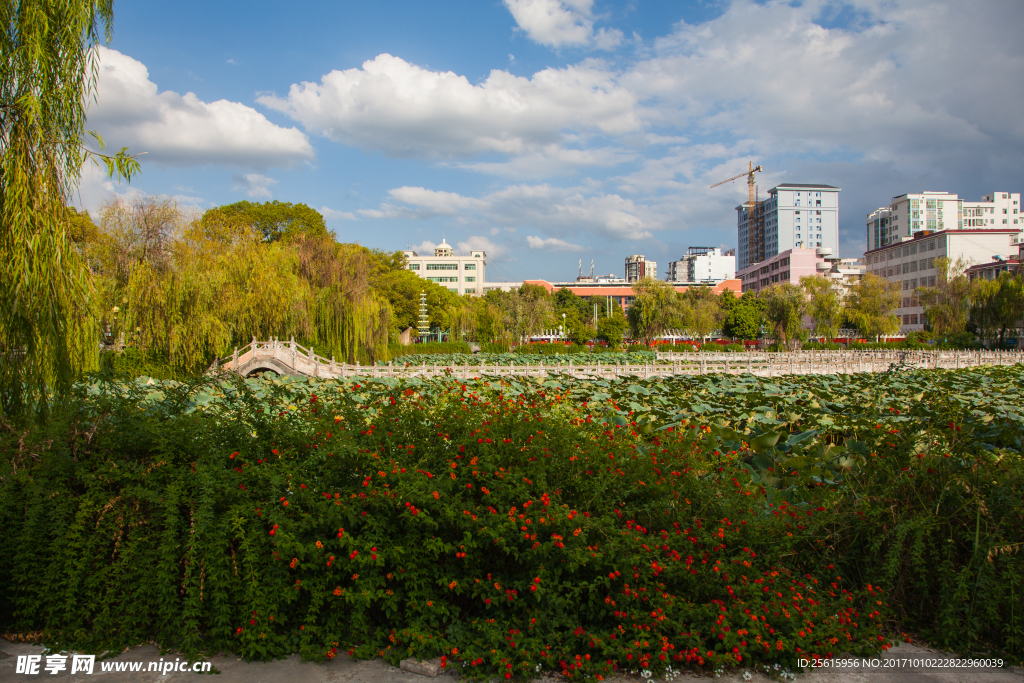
761,284,806,350
596,310,627,348
846,272,901,341
722,291,764,341
627,279,679,344
1,0,139,418
969,272,1024,347
206,200,329,243
800,275,843,341
917,257,973,338
681,285,724,343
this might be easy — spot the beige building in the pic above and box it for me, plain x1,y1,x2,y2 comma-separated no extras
864,228,1022,333
403,239,486,295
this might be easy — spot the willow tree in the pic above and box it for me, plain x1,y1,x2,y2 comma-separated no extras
627,279,679,344
296,237,391,364
917,257,973,338
800,274,843,341
1,0,137,417
760,283,807,350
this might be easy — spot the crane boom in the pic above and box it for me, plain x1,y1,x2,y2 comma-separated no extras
709,170,750,189
710,161,765,266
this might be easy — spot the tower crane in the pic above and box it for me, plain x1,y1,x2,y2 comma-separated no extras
711,161,765,266
710,161,763,210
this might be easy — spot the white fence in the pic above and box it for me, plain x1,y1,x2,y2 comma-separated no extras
211,340,1024,380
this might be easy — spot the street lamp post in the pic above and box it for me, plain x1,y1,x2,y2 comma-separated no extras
562,313,566,342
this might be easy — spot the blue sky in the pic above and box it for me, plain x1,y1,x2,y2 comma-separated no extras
79,0,1024,283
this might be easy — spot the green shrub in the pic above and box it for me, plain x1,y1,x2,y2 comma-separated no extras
801,342,842,351
4,366,1021,673
514,343,572,355
397,341,472,356
98,347,192,381
479,342,511,354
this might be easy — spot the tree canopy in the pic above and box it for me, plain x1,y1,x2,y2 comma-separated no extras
204,200,329,243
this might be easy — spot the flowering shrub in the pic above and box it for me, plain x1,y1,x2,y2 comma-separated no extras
1,365,1021,676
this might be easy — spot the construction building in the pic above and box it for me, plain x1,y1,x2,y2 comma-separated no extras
624,255,657,283
667,247,736,284
737,183,840,271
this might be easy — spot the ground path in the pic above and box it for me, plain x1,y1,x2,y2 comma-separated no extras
1,639,1019,683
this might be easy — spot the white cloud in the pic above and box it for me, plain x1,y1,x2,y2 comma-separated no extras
504,0,622,49
232,173,277,198
388,186,487,214
363,182,656,241
88,47,314,168
320,207,357,220
526,235,585,251
72,163,205,216
408,240,437,254
458,235,508,260
621,0,1024,174
257,53,641,159
453,144,638,179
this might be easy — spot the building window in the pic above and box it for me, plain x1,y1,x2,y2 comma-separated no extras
427,276,459,283
408,263,420,270
464,263,476,270
426,263,459,270
464,276,476,282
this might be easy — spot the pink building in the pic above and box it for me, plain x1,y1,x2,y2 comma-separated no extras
737,247,844,293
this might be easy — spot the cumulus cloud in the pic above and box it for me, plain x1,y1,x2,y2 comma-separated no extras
526,235,585,251
458,235,508,260
504,0,622,49
363,182,657,242
88,47,314,168
622,0,1024,176
408,240,437,254
232,173,277,198
257,53,641,159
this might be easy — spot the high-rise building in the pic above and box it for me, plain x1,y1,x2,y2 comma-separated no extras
667,247,736,283
866,191,1022,251
403,239,486,295
624,255,657,283
737,183,840,271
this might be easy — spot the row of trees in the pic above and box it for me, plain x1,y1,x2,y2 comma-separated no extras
69,197,628,369
56,196,1024,384
627,262,1024,349
626,273,902,348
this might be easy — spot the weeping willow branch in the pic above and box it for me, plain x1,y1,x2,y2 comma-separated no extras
0,0,120,418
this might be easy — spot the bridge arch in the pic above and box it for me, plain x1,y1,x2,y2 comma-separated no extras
235,357,302,378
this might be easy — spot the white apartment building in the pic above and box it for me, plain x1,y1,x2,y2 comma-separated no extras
737,183,840,271
624,255,657,283
863,228,1022,333
866,191,1022,251
403,239,486,295
667,247,736,283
